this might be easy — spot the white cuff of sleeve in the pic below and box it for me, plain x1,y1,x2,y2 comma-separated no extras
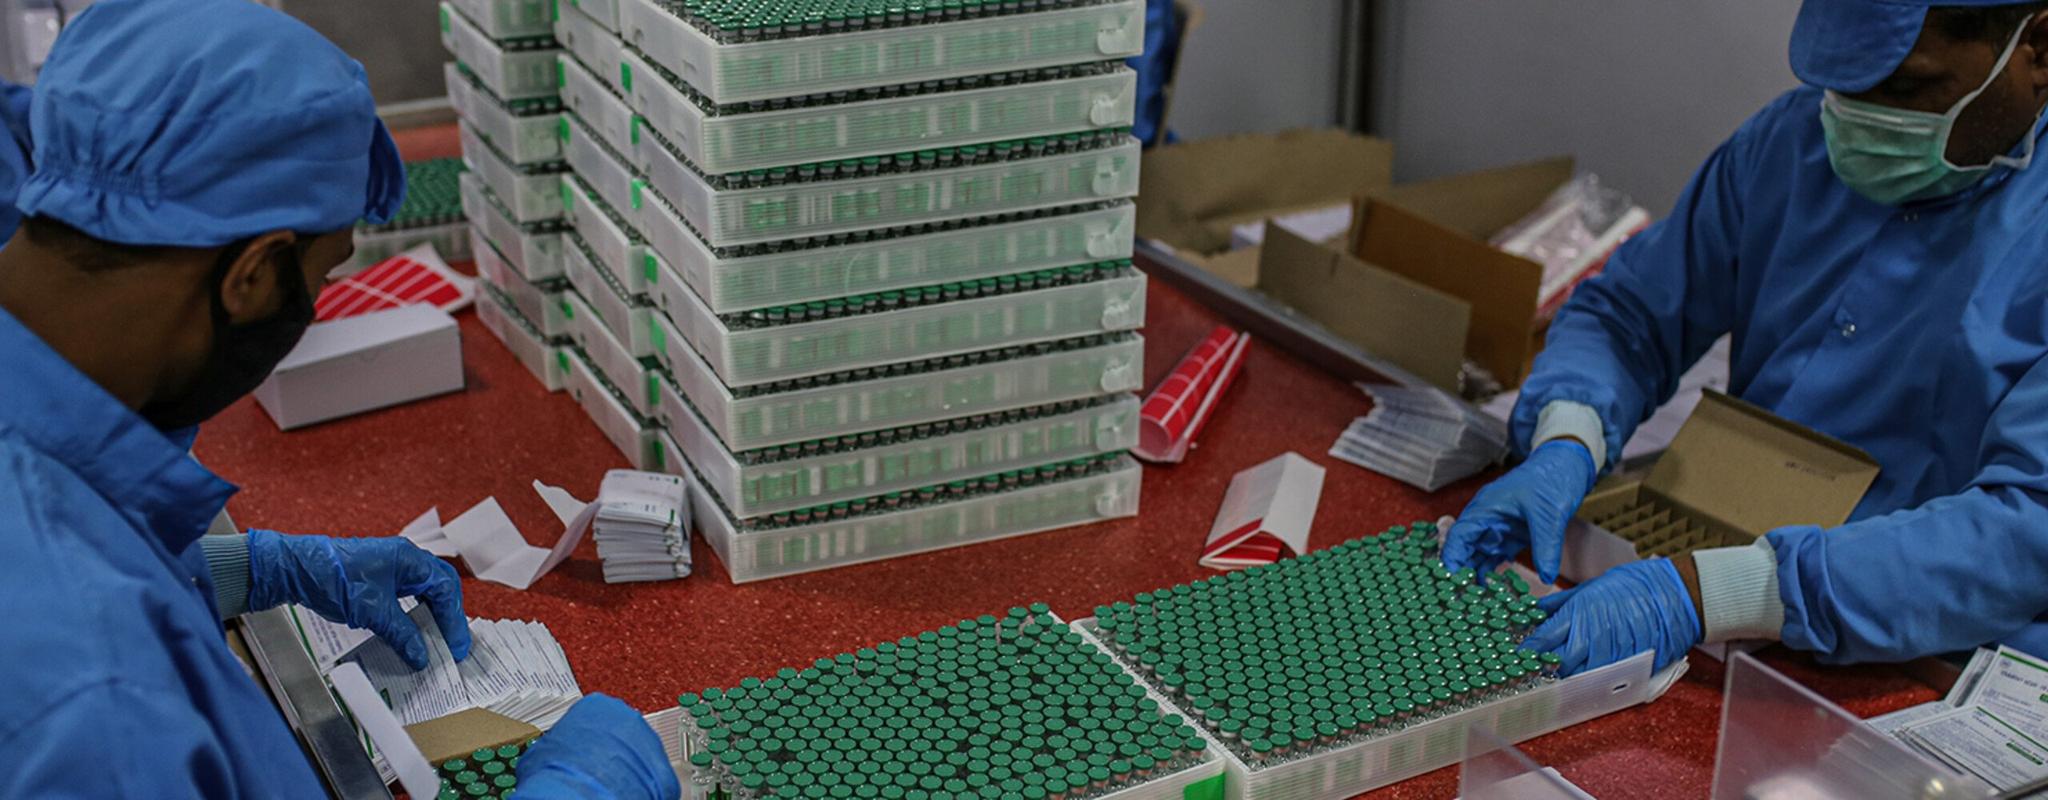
1692,538,1786,643
1533,400,1607,471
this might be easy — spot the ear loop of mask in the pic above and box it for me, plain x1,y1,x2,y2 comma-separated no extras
1944,14,2045,172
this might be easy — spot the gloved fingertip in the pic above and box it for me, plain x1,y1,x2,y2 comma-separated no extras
1521,614,1567,654
1535,586,1576,614
402,640,430,671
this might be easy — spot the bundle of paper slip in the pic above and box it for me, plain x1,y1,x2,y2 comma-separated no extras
291,604,581,730
1864,645,2048,794
1330,383,1509,491
588,470,691,583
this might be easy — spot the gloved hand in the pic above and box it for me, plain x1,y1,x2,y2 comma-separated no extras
516,694,681,800
1522,557,1702,676
1442,439,1598,583
245,529,470,670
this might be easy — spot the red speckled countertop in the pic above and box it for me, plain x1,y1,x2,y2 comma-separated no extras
191,126,1941,798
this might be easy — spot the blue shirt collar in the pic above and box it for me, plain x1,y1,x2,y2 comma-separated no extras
0,304,236,554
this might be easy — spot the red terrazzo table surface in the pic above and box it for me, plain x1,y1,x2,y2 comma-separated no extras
193,125,1940,798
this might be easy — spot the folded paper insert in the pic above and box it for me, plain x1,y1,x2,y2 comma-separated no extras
1201,452,1326,568
1136,325,1249,463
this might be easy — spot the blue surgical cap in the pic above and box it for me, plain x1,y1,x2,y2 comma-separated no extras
1791,0,2036,93
15,0,404,248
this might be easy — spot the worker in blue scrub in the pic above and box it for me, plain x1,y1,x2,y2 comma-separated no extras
0,79,26,240
1442,0,2048,678
0,2,677,798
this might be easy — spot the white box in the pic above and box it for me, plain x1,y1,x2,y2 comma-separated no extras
253,304,465,430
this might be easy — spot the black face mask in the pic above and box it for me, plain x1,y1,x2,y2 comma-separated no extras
141,241,316,431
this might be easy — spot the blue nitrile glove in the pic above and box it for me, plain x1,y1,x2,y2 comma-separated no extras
516,694,682,800
1442,439,1598,583
1522,557,1702,676
245,529,470,670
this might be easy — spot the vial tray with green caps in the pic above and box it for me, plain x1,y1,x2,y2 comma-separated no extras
622,48,1137,175
673,607,1223,797
657,328,1144,452
616,0,1144,104
448,62,565,166
434,741,531,800
443,2,563,102
652,253,1145,386
689,451,1139,581
349,157,471,271
643,123,1139,247
1076,523,1683,800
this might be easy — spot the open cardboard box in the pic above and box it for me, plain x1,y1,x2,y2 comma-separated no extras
1559,390,1881,585
1137,129,1573,390
406,707,541,765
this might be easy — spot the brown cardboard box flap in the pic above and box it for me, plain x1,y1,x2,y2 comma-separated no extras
1349,198,1542,386
1136,129,1393,254
1257,224,1471,390
407,707,541,765
1377,157,1576,240
1644,390,1880,540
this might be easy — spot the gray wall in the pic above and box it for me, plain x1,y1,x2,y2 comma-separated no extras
283,0,447,106
1370,1,1799,213
1167,0,1348,139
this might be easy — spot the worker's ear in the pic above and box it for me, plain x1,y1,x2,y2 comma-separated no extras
215,230,301,325
2023,10,2048,97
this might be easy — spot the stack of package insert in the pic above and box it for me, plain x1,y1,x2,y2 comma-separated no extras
508,0,1153,581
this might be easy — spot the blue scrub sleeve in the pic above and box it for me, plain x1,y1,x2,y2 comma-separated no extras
4,681,234,796
1509,96,1783,460
0,80,30,242
1770,351,2048,663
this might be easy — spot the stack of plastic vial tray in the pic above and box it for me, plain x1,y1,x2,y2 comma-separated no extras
442,0,576,397
1074,522,1677,800
434,740,531,800
346,157,471,273
672,608,1226,800
547,0,1149,573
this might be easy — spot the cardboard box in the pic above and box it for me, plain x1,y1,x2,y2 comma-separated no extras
1138,130,1578,389
253,303,466,430
1559,390,1881,584
1136,129,1393,288
405,707,540,765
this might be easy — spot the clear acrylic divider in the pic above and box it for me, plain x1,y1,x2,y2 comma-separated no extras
1711,650,1994,800
1459,726,1591,800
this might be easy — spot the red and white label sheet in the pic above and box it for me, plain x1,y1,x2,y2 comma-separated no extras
314,244,476,322
1135,325,1250,464
1201,452,1326,569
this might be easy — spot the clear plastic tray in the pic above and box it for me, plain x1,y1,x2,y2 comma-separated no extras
566,290,663,417
346,222,471,274
665,330,1143,451
447,0,553,40
667,386,1139,518
473,228,574,339
626,50,1136,174
647,135,1140,247
441,2,562,101
446,62,563,165
461,121,565,223
646,198,1132,313
564,351,662,470
479,284,569,392
557,52,646,170
693,454,1139,581
461,173,567,281
562,112,651,228
615,0,1144,104
657,264,1146,385
564,231,660,357
563,0,620,33
1071,621,1683,800
561,175,658,297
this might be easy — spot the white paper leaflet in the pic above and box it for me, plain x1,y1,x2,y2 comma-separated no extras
329,662,442,799
404,470,691,589
1201,452,1324,568
1866,644,2048,792
319,603,582,730
1333,383,1508,492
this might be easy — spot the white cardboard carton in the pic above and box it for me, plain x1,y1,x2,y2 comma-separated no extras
254,304,465,430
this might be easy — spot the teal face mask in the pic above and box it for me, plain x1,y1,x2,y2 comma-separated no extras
1821,20,2041,205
